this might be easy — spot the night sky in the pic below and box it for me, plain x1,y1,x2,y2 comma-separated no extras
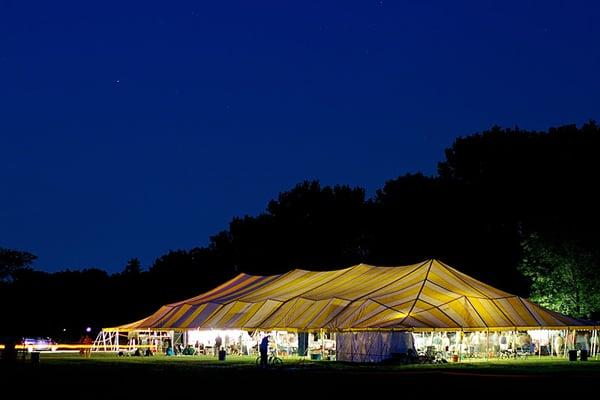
2,1,599,273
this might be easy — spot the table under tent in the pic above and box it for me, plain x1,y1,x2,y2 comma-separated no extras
96,259,598,362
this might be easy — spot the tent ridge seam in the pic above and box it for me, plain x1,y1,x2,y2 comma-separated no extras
397,259,434,326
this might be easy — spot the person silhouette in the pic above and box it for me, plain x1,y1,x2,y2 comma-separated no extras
80,334,93,358
215,335,223,356
554,333,564,357
259,335,270,368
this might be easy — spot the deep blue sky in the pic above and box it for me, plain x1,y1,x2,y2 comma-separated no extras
1,1,599,273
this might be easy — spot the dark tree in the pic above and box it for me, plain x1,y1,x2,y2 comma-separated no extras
435,121,600,294
3,121,599,336
122,258,142,276
0,247,37,282
209,181,368,275
438,121,600,241
147,246,235,303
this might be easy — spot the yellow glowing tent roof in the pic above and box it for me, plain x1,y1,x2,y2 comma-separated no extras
106,259,596,332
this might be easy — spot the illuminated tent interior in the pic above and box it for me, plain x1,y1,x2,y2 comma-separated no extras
99,259,598,361
105,259,594,332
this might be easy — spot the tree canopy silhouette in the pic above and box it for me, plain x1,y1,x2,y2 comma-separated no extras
210,181,368,275
0,247,37,283
2,121,599,336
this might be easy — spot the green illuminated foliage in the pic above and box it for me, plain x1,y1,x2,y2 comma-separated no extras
518,234,600,318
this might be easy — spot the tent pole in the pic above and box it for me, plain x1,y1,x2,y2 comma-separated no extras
320,329,324,359
458,331,462,362
350,331,354,362
561,330,564,358
594,329,598,359
485,329,489,360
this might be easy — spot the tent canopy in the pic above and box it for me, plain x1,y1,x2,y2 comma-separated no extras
105,259,596,332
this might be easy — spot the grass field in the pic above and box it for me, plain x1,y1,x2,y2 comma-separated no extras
3,353,599,396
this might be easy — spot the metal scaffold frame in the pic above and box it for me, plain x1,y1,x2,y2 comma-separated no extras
92,330,173,352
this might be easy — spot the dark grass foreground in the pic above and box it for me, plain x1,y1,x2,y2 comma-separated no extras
2,353,599,396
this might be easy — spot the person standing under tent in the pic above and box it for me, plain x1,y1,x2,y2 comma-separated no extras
259,335,270,368
214,335,223,356
566,330,576,350
499,332,508,353
576,332,590,352
441,333,450,354
554,333,564,357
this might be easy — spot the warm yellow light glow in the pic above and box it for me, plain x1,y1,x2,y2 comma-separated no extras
187,329,251,349
528,329,551,341
0,343,158,351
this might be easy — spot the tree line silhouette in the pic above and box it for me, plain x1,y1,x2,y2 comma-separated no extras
1,121,599,338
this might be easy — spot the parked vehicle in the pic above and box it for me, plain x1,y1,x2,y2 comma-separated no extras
21,337,58,352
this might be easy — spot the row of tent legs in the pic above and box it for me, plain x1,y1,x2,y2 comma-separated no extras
93,329,600,362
